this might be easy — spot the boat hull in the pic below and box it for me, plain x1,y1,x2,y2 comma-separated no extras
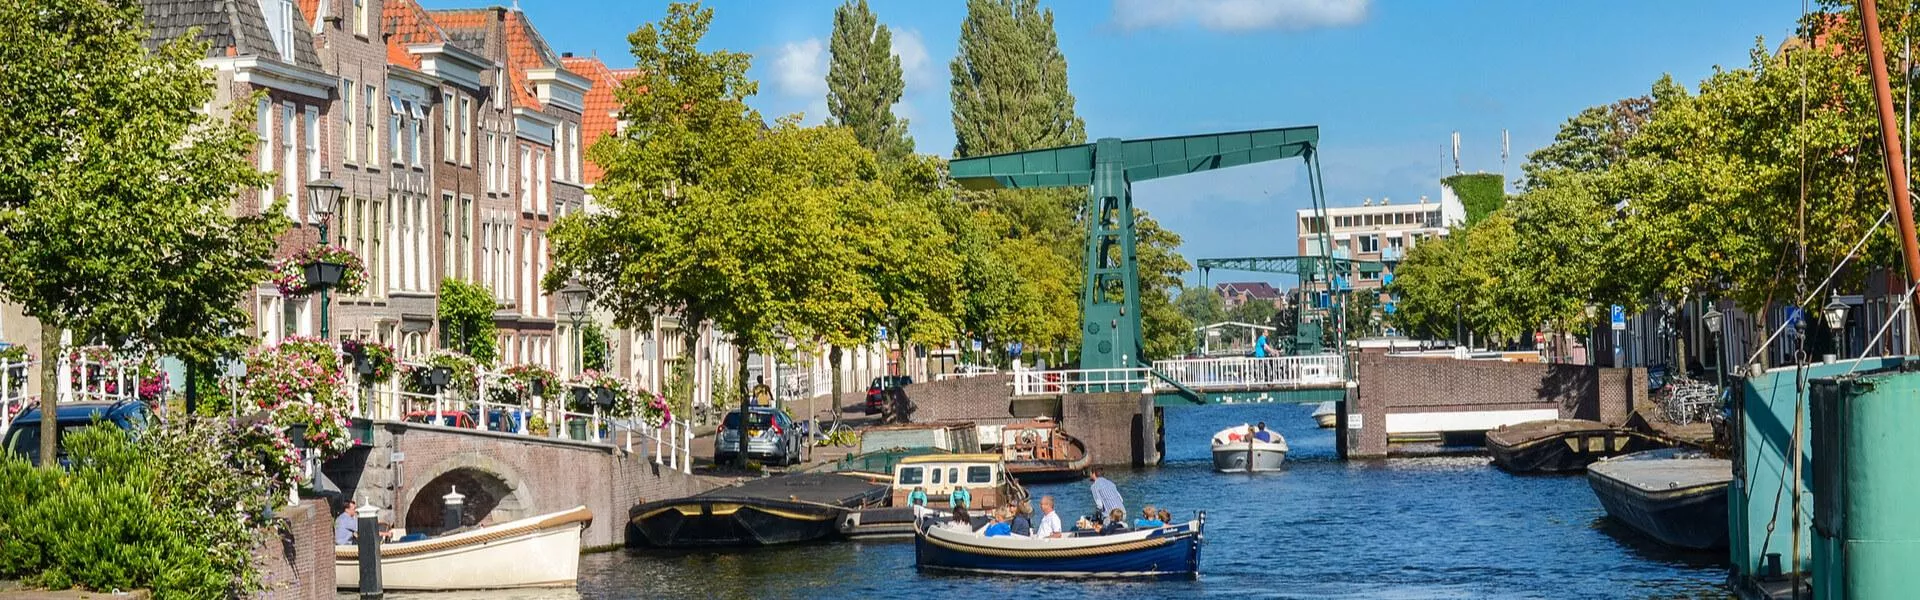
1211,446,1287,472
1586,451,1731,550
1314,413,1337,428
335,506,590,591
1006,460,1089,483
628,497,849,548
914,517,1203,579
1487,426,1677,474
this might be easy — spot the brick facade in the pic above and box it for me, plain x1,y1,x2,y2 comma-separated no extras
1349,353,1648,457
252,498,332,600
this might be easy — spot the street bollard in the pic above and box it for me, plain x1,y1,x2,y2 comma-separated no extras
356,503,383,600
442,486,465,534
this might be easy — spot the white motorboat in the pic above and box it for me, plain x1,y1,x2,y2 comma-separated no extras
1311,402,1337,428
1211,424,1288,472
336,505,592,591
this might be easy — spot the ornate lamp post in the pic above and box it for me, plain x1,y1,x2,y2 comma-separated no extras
560,279,592,377
305,175,343,339
1823,293,1851,360
1702,303,1724,390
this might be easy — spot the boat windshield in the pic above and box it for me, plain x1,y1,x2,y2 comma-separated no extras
966,466,991,483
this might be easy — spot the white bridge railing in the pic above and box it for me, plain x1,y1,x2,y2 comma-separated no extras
1007,354,1347,396
1150,355,1346,391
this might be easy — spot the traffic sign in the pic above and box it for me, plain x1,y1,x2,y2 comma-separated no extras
1610,305,1627,331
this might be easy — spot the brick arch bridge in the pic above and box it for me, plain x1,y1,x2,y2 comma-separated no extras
323,421,707,549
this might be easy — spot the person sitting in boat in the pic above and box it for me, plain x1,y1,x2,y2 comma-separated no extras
1036,496,1064,538
1010,501,1035,536
1158,508,1172,525
943,506,974,533
335,499,359,545
1088,467,1125,525
1253,422,1278,443
1099,509,1130,535
981,507,1014,537
907,486,929,508
950,485,973,510
1133,505,1165,528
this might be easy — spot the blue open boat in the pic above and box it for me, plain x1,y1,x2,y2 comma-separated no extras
913,511,1204,579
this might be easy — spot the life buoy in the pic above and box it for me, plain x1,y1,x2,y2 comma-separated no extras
1019,430,1040,448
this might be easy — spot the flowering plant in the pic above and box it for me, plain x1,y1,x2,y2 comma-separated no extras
342,339,397,382
231,418,304,492
643,392,673,429
274,399,354,457
270,245,368,297
0,344,29,363
568,369,632,415
239,336,346,412
493,363,557,406
402,350,480,400
136,371,170,402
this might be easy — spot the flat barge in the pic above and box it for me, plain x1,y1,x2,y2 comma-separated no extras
628,472,889,548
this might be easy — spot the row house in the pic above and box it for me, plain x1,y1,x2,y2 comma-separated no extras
129,1,590,375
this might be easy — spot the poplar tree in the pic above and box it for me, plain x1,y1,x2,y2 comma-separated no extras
826,0,913,161
949,0,1085,158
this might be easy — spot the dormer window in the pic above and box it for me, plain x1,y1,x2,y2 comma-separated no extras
259,0,296,63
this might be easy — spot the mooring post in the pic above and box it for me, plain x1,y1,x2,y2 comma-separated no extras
356,502,383,600
442,486,465,534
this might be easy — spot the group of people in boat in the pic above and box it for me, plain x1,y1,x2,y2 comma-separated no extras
924,467,1177,539
1220,421,1281,443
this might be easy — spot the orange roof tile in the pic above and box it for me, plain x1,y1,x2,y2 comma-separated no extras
560,56,639,184
297,0,321,29
503,10,552,111
381,0,444,69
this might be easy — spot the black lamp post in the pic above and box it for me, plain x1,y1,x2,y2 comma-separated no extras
305,175,343,339
1823,293,1850,360
560,279,592,376
1703,302,1724,390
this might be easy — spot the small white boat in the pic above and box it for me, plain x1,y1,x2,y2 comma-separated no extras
1311,402,1337,428
336,505,592,591
1210,424,1287,472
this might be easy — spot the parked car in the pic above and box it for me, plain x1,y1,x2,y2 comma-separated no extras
2,400,152,467
404,410,475,429
714,407,806,466
864,376,913,414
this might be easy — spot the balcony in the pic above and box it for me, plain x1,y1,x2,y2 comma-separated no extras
1380,246,1405,262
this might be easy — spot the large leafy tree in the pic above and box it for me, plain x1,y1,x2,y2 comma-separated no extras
0,0,284,465
826,0,913,161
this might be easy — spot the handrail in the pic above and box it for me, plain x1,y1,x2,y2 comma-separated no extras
1007,354,1349,397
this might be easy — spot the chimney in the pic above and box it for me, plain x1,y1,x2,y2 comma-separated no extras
562,51,574,58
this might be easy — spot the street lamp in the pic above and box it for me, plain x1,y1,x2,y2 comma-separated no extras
1703,302,1724,390
306,175,343,339
560,279,591,376
1823,292,1850,359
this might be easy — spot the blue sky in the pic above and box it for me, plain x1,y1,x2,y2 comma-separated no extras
421,0,1805,285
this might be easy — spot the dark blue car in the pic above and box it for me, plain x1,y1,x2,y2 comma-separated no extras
2,400,151,466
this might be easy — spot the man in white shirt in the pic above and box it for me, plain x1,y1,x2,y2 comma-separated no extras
1036,495,1063,538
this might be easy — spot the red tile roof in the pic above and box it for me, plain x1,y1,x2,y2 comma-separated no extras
503,10,560,111
382,0,445,69
559,56,638,184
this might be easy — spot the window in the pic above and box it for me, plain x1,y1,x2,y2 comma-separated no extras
966,466,991,484
519,228,532,310
442,92,457,162
281,101,297,220
441,194,454,282
554,124,567,183
263,0,294,62
408,101,425,168
568,124,580,181
459,97,473,166
370,197,384,296
484,132,497,191
387,96,402,166
257,98,273,209
535,149,548,213
364,85,378,166
1359,235,1380,253
303,105,318,203
518,146,532,211
353,0,367,37
537,233,549,316
947,468,959,484
343,78,357,163
459,197,473,278
930,467,942,485
257,294,285,345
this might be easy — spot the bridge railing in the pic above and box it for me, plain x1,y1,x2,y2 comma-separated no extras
1149,355,1346,391
1,357,31,434
360,382,693,473
933,366,1001,382
1010,367,1150,395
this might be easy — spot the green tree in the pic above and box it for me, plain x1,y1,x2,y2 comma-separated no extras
580,321,609,371
949,0,1085,158
826,0,913,161
0,0,284,465
1173,286,1226,330
1521,97,1653,190
437,279,499,364
1443,173,1508,225
1135,213,1192,360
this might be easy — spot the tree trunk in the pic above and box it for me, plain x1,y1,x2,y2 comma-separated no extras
735,344,750,468
829,345,843,429
37,323,59,469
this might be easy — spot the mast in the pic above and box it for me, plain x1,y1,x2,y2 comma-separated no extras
1862,0,1920,309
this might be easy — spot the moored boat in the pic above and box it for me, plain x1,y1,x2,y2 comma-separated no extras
845,453,1029,539
1311,402,1337,428
913,509,1205,579
1210,424,1287,472
1486,419,1683,474
335,505,592,591
628,472,890,548
1586,448,1731,550
998,418,1091,482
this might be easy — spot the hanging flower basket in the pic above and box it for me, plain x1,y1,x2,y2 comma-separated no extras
271,245,368,297
342,339,396,382
494,364,557,406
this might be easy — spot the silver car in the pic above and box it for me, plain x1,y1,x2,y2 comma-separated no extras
714,407,807,466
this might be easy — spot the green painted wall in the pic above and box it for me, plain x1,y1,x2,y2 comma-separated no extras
1811,365,1920,599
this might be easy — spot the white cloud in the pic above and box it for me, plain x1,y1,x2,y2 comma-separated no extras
1113,0,1370,32
891,28,936,90
772,38,827,98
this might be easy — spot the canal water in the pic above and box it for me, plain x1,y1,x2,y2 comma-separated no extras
374,403,1729,599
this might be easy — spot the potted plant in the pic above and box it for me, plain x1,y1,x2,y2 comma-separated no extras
342,339,396,382
272,245,369,297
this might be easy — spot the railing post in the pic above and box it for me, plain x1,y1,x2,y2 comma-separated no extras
682,423,693,474
653,423,663,465
591,406,602,443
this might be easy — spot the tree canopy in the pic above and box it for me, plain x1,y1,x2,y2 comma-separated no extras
826,0,913,161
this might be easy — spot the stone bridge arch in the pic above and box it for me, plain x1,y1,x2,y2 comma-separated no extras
403,453,533,533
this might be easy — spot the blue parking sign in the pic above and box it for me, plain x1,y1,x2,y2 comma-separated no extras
1610,305,1626,331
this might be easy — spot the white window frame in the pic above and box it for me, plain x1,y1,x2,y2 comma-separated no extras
365,84,379,167
442,92,456,162
303,105,319,203
353,0,368,37
257,98,273,209
408,101,425,168
518,146,532,212
388,96,402,167
535,149,548,214
343,78,357,164
460,96,473,167
281,101,297,221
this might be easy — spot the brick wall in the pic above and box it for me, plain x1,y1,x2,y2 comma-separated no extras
1350,354,1647,457
1059,393,1160,467
253,499,333,600
899,375,1015,422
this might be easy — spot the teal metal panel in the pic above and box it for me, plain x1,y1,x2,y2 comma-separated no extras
1810,365,1920,599
947,126,1318,190
1733,357,1910,586
1195,255,1383,276
947,144,1096,190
